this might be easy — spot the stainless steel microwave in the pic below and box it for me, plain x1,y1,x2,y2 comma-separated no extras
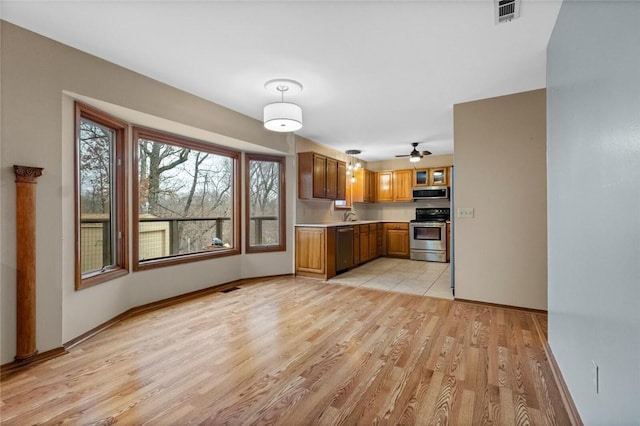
412,186,449,200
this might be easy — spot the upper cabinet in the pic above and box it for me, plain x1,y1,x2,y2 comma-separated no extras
430,167,448,186
352,168,374,203
325,157,338,200
413,167,449,187
376,171,393,202
298,152,346,200
375,169,413,202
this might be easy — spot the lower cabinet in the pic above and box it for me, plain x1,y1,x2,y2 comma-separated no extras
368,224,377,261
383,223,410,258
295,227,335,279
359,227,370,263
295,222,410,279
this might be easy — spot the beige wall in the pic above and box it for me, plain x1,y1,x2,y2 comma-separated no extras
0,21,295,363
453,89,547,310
367,154,453,172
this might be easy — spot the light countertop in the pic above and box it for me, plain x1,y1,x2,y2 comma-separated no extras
295,220,410,228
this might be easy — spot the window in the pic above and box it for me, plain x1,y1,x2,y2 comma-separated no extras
245,154,286,253
75,103,128,289
133,128,240,269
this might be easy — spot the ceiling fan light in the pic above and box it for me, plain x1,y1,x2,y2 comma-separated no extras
409,149,421,162
264,102,303,132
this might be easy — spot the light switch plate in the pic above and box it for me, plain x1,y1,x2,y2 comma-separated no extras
457,207,474,219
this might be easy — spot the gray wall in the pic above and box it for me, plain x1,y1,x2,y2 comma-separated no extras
547,2,640,423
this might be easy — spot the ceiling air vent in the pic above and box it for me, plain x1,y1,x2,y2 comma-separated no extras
495,0,521,24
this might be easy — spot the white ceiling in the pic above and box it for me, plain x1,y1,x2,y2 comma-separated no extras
1,0,562,161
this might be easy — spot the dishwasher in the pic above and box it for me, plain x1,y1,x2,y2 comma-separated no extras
336,226,354,272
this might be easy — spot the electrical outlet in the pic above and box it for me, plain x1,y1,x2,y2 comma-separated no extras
592,360,599,394
457,207,474,219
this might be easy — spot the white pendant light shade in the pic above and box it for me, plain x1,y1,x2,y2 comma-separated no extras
263,102,303,132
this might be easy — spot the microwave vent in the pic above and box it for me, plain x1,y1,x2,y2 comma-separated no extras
495,0,521,24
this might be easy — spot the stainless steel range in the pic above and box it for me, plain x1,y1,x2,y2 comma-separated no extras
410,207,450,262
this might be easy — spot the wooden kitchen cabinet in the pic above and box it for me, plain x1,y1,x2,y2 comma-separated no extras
375,170,413,202
383,223,410,258
413,167,449,187
295,227,336,279
393,170,413,201
359,225,370,263
298,152,346,200
375,171,393,202
413,167,449,186
376,223,383,257
352,168,374,203
414,169,430,186
353,224,360,265
368,224,377,261
325,157,338,200
337,161,346,201
430,167,448,186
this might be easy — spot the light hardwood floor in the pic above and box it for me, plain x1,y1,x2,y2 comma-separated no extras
0,276,569,425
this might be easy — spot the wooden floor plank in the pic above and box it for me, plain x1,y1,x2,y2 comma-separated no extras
0,276,570,425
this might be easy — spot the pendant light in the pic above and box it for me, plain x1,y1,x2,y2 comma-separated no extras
263,79,303,132
345,149,362,182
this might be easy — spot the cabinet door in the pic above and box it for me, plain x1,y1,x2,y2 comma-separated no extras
295,227,326,274
376,171,393,202
393,170,413,201
363,169,372,202
376,223,383,257
325,157,338,200
352,168,368,203
369,230,377,260
430,167,448,186
360,228,370,262
337,161,346,201
414,169,430,186
312,154,327,198
386,230,409,258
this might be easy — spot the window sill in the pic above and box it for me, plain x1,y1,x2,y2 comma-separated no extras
77,267,128,291
134,247,241,271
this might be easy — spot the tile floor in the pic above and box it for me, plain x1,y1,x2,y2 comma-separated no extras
327,257,453,299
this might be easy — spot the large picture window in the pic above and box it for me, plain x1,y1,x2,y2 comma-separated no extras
75,103,128,289
245,154,286,253
133,128,240,269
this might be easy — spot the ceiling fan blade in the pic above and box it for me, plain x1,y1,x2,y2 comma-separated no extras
395,154,410,157
421,150,432,156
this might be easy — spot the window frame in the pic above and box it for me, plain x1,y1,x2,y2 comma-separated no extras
244,153,286,254
74,102,129,290
132,127,241,271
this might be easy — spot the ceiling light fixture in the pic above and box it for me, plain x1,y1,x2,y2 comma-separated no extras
409,148,422,163
346,149,362,182
263,79,303,132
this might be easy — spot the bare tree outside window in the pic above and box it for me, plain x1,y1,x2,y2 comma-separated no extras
75,102,128,290
245,154,286,253
79,118,114,273
133,128,239,268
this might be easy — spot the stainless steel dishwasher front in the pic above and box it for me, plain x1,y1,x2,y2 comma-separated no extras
335,226,354,272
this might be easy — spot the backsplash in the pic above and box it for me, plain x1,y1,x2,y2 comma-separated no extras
296,198,450,224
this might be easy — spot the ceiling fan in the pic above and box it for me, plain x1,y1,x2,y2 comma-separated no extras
395,142,432,163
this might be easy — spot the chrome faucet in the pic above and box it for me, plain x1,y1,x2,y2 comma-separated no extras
343,211,357,222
